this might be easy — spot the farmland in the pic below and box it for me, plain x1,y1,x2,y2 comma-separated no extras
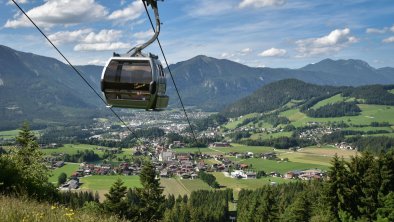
280,104,394,127
49,162,80,183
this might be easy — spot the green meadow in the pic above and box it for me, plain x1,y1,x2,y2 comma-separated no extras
0,129,40,139
80,175,142,190
49,162,80,183
280,104,394,127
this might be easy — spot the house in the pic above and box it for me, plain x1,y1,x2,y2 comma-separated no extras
231,170,245,179
284,170,301,179
239,164,248,169
270,171,281,177
54,161,65,168
159,151,174,162
245,171,257,179
210,142,231,147
261,152,277,160
160,170,170,178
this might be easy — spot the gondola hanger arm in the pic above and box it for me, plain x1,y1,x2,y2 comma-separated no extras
126,0,162,57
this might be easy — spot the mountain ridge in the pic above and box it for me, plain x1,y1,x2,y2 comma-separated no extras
1,45,394,128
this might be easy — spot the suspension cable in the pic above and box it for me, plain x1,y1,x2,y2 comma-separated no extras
142,1,201,153
11,0,144,145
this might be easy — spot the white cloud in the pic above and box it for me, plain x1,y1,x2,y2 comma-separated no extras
241,48,252,53
133,30,154,40
366,28,388,34
48,29,93,44
87,59,106,65
48,29,123,44
220,52,235,58
239,0,287,8
383,36,394,43
84,30,123,44
186,0,234,17
74,42,132,51
366,24,394,34
259,48,287,57
4,0,108,29
295,28,357,57
48,29,127,51
108,1,144,22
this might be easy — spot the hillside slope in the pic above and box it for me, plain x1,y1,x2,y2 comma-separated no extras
221,79,394,117
0,45,104,129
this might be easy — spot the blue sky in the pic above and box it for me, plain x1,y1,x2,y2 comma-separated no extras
1,0,394,68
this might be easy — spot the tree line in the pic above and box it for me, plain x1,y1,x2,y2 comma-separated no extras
237,151,394,221
303,101,361,118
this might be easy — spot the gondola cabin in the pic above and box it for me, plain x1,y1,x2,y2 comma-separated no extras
101,54,168,110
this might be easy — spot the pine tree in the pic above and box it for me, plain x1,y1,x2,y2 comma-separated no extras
10,122,55,200
135,161,165,222
103,178,128,216
281,192,311,222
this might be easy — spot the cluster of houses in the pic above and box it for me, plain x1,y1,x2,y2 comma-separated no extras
283,169,326,180
298,125,339,141
335,142,357,150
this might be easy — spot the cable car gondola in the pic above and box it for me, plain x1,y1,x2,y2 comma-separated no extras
101,0,168,110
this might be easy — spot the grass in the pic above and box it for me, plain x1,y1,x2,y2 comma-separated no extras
344,126,393,132
0,129,40,139
280,104,394,127
161,178,213,197
41,144,105,156
311,94,355,109
172,147,221,154
80,175,142,191
211,143,274,154
224,113,259,129
0,195,125,222
239,158,328,174
49,163,80,183
172,144,274,155
212,172,288,198
278,147,358,166
249,131,293,140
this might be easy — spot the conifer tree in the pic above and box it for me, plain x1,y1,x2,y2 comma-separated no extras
103,178,127,216
135,161,165,222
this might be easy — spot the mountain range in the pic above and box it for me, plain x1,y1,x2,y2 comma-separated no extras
0,45,393,129
168,56,394,110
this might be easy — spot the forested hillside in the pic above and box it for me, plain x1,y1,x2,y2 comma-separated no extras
221,79,394,118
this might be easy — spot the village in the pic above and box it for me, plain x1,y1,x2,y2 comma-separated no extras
55,141,327,190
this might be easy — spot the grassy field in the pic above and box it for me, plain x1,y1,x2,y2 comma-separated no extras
310,94,356,109
224,113,259,129
49,163,80,183
172,147,221,154
212,172,288,198
172,145,274,155
80,175,142,190
41,144,133,161
278,147,358,166
41,144,105,156
160,178,212,197
211,144,274,153
239,158,328,174
280,104,394,127
249,131,293,140
0,129,40,139
344,126,393,132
